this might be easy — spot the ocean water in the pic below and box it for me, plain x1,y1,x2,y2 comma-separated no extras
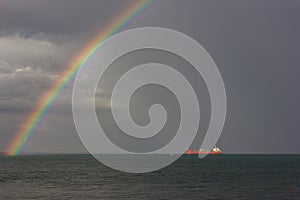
0,154,299,199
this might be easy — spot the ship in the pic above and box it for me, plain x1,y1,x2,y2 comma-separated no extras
185,146,222,155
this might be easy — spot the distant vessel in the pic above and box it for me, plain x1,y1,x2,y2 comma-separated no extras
185,146,222,155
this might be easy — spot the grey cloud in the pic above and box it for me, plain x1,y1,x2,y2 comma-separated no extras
0,0,299,153
0,34,69,71
0,0,132,35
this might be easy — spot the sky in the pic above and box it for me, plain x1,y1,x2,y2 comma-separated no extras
0,0,299,154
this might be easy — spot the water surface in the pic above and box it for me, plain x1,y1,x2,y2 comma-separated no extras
0,154,299,199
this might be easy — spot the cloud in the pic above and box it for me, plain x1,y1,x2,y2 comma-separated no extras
0,34,112,114
0,34,66,71
0,0,131,35
0,34,67,112
0,62,54,111
0,0,135,152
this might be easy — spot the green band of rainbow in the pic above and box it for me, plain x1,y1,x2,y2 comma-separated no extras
6,0,153,156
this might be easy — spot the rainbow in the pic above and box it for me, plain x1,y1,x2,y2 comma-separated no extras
6,0,153,156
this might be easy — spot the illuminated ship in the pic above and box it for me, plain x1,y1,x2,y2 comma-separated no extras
185,146,222,155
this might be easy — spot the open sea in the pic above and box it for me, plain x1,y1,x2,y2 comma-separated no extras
0,154,299,199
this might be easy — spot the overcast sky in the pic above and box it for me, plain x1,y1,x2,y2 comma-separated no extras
0,0,299,154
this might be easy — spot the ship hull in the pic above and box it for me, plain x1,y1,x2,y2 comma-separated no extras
185,150,222,155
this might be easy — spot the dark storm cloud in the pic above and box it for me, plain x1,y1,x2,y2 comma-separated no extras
0,0,132,152
0,0,125,114
0,0,299,153
143,0,300,153
0,0,133,36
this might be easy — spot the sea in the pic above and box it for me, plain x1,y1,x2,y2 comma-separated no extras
0,154,299,199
